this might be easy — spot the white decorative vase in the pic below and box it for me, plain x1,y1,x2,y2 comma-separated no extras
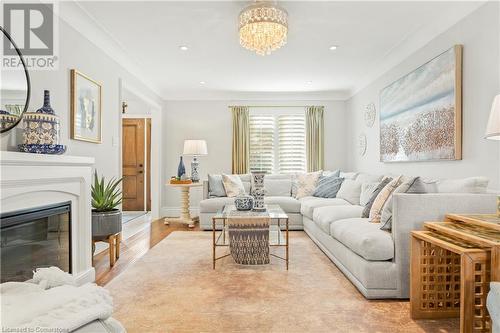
251,172,266,212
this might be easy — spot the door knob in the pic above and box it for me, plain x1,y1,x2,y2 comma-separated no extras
138,170,143,174
139,164,143,167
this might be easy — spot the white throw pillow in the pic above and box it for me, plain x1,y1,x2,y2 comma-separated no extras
360,182,381,206
264,174,292,197
339,171,359,180
221,174,246,197
294,171,322,199
437,177,489,193
336,179,363,205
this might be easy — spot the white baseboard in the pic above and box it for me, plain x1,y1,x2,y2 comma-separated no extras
75,267,96,285
161,206,200,218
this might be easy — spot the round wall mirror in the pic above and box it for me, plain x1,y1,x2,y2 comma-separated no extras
0,26,31,133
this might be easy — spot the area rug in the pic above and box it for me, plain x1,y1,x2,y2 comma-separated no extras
105,231,459,332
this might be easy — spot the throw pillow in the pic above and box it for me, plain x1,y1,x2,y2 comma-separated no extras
380,177,419,231
361,178,392,218
360,182,381,206
221,174,246,197
336,179,363,205
294,171,322,199
264,174,292,196
407,177,437,193
369,176,402,223
312,175,344,198
322,169,340,178
208,174,226,197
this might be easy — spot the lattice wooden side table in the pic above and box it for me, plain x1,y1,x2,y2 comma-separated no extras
411,231,492,333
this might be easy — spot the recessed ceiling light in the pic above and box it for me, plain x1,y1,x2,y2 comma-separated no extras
306,81,313,85
179,45,189,51
329,45,338,51
199,81,206,85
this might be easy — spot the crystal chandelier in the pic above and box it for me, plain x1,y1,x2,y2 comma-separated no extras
239,1,288,56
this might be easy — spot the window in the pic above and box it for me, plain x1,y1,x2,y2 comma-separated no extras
249,108,306,174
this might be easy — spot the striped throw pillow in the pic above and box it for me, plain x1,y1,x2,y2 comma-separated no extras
313,175,345,198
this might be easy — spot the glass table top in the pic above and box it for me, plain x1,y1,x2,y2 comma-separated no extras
213,204,288,220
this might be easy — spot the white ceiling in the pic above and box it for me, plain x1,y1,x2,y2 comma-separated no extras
71,1,484,100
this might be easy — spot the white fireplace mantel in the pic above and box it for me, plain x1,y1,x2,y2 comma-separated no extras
1,151,96,285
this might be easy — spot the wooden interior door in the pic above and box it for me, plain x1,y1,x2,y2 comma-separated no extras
122,119,145,211
146,118,152,211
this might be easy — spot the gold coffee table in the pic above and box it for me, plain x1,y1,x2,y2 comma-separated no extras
212,204,289,270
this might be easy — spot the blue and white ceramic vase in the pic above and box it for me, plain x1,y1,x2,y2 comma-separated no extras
177,156,186,178
235,194,254,211
0,110,19,131
18,90,66,154
251,172,266,212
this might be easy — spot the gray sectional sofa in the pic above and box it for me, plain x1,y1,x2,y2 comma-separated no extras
199,172,497,299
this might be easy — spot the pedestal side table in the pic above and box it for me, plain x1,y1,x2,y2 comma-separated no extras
164,182,203,228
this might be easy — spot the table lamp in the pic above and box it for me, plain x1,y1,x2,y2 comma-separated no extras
485,94,500,216
183,140,208,182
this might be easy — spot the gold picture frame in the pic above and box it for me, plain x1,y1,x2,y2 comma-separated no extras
379,45,462,162
70,69,102,143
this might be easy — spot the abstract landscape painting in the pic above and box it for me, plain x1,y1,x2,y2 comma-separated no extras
380,45,462,162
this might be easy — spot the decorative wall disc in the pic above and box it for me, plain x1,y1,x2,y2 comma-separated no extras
358,134,367,156
364,103,376,128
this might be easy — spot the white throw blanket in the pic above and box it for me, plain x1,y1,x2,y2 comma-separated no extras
1,267,113,332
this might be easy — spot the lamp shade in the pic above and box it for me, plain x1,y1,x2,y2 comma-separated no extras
485,94,500,140
183,140,208,155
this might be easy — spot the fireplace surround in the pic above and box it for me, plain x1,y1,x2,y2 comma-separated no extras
0,152,95,284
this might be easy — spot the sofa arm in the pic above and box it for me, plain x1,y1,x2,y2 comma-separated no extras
203,180,209,200
392,193,497,298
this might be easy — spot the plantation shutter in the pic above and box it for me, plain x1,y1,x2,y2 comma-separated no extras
249,115,275,173
278,114,306,174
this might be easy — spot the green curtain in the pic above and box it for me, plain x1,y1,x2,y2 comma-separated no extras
306,106,324,172
231,106,250,174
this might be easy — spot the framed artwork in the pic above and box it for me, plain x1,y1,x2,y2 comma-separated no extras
71,69,102,143
379,45,462,162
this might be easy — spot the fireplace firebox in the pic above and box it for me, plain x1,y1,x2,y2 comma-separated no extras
1,201,72,282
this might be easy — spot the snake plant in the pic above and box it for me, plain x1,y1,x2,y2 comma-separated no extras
91,171,123,212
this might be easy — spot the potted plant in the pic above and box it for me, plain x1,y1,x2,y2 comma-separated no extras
91,171,123,239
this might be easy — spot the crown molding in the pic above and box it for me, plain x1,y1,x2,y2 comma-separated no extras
347,1,487,100
161,89,349,101
55,1,163,98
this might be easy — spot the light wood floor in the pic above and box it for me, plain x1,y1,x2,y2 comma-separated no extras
93,219,199,286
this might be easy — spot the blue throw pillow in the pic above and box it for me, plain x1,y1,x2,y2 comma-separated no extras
313,175,344,198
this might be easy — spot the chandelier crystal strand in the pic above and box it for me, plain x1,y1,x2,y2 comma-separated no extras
239,1,288,56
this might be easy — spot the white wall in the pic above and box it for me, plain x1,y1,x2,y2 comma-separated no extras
162,100,347,213
0,9,163,182
346,2,500,189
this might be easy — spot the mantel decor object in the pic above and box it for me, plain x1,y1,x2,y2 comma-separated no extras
251,172,266,212
183,140,208,182
18,90,66,155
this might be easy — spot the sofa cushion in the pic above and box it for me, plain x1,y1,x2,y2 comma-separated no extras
200,197,235,213
294,171,322,199
330,218,394,261
264,196,301,213
222,174,246,197
312,174,344,198
208,174,226,197
369,176,402,223
313,205,364,234
264,174,292,196
356,173,383,183
362,178,392,218
300,197,350,219
437,176,489,193
336,179,362,205
208,174,251,197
